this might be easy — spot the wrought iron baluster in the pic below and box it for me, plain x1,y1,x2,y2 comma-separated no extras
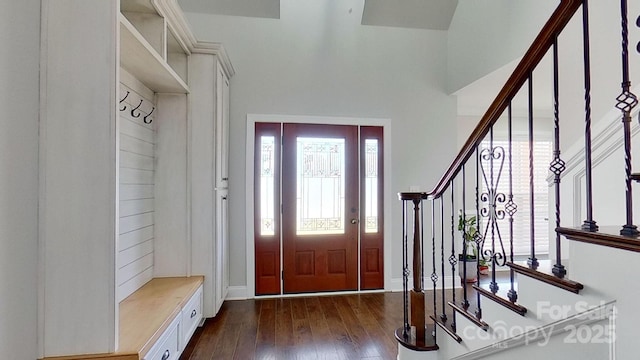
618,0,639,236
581,0,598,232
527,75,539,269
449,184,457,332
430,200,438,343
461,169,470,309
506,104,519,302
489,128,498,293
440,197,447,323
551,38,568,277
413,195,425,345
478,125,507,294
402,200,409,338
474,147,483,319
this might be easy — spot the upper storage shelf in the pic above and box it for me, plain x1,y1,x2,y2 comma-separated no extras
119,0,189,93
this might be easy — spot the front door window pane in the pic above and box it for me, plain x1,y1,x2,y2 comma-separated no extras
260,135,275,236
364,139,378,233
296,137,345,235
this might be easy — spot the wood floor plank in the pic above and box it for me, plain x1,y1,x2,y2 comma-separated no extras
181,293,407,360
255,299,278,359
304,296,340,360
318,296,359,359
232,301,260,360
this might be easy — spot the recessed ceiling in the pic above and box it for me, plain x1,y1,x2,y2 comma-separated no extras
177,0,458,30
362,0,458,30
178,0,280,19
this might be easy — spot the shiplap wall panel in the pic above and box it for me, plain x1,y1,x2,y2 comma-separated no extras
119,225,154,251
120,133,154,156
117,268,154,302
118,239,154,269
120,117,154,142
120,168,154,184
117,253,153,287
119,150,154,170
120,184,154,200
117,79,156,302
120,212,154,234
120,198,154,217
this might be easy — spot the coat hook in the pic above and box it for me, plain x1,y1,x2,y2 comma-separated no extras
143,107,154,124
119,91,130,111
131,99,143,118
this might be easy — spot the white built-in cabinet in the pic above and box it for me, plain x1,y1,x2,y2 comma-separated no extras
189,52,232,317
38,0,233,358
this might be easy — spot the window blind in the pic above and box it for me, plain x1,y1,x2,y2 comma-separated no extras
479,140,552,256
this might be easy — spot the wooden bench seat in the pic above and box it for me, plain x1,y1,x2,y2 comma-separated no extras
43,276,204,360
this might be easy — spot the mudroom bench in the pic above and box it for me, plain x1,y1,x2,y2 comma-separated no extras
44,276,204,360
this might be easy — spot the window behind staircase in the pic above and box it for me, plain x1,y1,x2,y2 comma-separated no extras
480,139,552,257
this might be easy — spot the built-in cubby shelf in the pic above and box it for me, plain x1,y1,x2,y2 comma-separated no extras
120,14,188,93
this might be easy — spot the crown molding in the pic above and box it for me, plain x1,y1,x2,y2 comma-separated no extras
152,0,235,78
190,41,236,78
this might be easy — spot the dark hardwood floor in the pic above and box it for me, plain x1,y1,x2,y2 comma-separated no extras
180,273,513,360
180,292,404,360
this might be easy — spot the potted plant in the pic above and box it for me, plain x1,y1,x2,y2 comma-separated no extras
457,212,486,282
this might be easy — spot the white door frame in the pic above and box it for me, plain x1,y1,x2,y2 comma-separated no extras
245,114,392,298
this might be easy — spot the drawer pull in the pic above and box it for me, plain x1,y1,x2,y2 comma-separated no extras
161,350,170,360
190,309,197,318
222,177,229,181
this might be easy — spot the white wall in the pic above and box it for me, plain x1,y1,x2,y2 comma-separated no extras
0,1,40,358
183,0,458,290
447,0,557,94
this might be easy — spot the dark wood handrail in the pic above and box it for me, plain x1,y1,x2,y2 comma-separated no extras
428,0,583,199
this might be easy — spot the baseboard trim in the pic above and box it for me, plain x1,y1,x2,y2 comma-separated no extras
227,276,461,301
389,276,462,292
226,286,249,300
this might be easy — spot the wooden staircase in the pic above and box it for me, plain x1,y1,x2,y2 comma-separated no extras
396,0,640,357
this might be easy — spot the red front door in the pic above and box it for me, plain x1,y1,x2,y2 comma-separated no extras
281,123,359,293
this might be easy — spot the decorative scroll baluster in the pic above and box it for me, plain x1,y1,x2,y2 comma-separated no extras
618,0,639,236
581,0,598,232
449,185,457,332
478,125,507,295
440,197,448,323
506,104,519,302
527,75,539,269
550,39,568,277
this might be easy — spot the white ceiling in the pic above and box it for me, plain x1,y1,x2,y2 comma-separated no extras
362,0,458,31
178,0,280,19
178,0,459,30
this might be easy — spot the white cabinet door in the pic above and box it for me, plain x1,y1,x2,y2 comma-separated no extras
215,65,230,189
214,188,229,313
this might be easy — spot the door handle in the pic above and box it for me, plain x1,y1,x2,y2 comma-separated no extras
350,218,358,224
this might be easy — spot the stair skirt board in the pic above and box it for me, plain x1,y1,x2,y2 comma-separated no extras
447,300,616,360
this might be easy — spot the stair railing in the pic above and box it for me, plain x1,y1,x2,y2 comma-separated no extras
397,0,640,351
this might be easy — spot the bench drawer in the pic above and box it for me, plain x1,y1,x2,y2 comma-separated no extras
181,285,203,347
143,316,180,360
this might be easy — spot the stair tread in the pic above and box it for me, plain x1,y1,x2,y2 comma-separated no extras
395,324,439,351
472,285,527,316
507,260,583,293
431,315,463,343
557,226,640,252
